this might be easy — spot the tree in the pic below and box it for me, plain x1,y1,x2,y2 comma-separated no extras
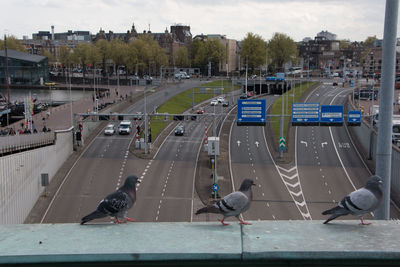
0,35,26,52
204,38,226,75
190,39,207,68
267,33,298,71
41,50,55,65
95,39,111,76
72,43,90,77
58,45,73,76
126,42,139,75
173,46,190,67
339,40,350,50
87,44,101,72
240,33,267,72
364,36,377,47
110,39,128,74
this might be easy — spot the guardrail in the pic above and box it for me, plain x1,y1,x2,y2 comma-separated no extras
0,132,55,156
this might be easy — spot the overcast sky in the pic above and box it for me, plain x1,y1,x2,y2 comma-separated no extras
1,0,399,42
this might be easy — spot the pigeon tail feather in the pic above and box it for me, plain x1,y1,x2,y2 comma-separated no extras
322,205,344,215
81,210,106,225
195,205,220,215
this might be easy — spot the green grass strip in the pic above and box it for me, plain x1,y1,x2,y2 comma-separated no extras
270,81,317,144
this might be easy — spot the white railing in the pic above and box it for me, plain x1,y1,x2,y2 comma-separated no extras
0,132,55,155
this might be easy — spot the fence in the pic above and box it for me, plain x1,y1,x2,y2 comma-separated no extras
0,132,55,156
0,130,73,224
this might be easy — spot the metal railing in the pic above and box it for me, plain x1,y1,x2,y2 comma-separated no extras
0,132,55,156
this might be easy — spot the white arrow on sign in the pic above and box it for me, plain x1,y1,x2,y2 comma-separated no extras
255,141,259,147
300,141,308,147
237,140,241,147
321,142,328,148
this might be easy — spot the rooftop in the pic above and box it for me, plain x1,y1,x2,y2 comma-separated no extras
0,49,47,63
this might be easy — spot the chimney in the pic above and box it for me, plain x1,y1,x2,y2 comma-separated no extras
51,25,54,40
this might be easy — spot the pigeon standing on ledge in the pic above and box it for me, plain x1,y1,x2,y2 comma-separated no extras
195,178,256,225
322,175,383,225
81,175,140,225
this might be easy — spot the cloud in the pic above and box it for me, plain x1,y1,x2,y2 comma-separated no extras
0,0,397,42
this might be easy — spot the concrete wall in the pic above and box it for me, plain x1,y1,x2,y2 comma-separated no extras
0,131,72,224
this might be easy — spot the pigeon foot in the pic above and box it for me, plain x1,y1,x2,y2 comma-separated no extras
218,219,229,226
126,217,136,222
360,217,371,225
115,219,127,224
239,219,252,225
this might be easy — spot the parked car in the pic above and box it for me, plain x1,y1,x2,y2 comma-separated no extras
174,125,185,136
210,99,218,106
104,124,116,135
143,75,153,81
129,75,139,80
118,121,132,135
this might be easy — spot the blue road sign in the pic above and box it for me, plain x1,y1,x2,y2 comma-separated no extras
292,103,320,126
237,99,266,126
320,105,344,126
348,110,361,126
212,183,220,192
276,72,285,81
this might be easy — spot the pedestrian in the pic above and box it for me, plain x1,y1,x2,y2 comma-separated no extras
42,125,47,132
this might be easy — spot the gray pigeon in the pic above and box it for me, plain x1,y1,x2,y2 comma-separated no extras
195,178,256,225
81,175,140,225
322,175,383,225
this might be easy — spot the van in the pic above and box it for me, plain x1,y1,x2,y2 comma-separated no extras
118,121,132,135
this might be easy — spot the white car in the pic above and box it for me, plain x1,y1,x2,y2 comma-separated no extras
217,96,225,103
104,124,116,135
210,99,218,106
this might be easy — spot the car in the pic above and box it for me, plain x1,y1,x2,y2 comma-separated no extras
143,75,153,81
333,82,338,86
104,124,116,135
174,125,185,136
210,99,218,106
197,108,205,114
217,96,225,103
118,121,132,135
133,112,143,120
222,100,229,107
240,93,247,99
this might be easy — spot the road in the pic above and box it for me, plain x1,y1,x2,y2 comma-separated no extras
41,80,206,223
296,83,400,220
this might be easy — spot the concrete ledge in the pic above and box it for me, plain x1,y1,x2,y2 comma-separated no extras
0,221,399,265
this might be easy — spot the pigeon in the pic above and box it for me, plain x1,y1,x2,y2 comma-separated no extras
81,175,140,225
322,175,383,225
195,178,256,225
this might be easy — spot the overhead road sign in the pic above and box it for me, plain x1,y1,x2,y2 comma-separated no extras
320,105,344,126
276,72,285,81
347,110,362,126
237,99,266,126
292,103,320,126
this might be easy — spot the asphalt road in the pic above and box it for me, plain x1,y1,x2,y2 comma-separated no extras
296,83,400,220
41,80,206,223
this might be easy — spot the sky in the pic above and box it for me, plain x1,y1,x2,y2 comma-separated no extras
1,0,399,42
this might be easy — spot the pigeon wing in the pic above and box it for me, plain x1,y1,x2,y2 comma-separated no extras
217,191,249,216
98,190,131,215
347,188,379,214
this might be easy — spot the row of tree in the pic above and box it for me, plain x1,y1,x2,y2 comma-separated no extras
0,33,379,76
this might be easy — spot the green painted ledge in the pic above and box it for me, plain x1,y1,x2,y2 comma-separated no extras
0,221,399,265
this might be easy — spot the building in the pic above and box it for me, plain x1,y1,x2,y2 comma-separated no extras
362,46,400,78
0,49,48,85
298,32,341,72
